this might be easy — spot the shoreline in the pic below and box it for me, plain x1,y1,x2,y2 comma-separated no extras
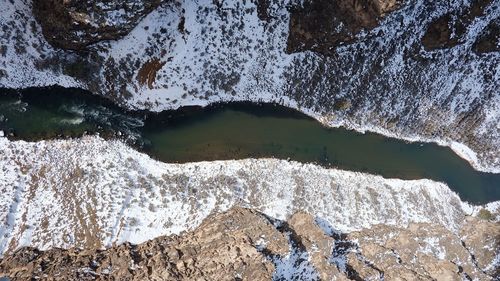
1,85,498,174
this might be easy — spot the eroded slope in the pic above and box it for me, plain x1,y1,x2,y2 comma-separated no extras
1,207,498,280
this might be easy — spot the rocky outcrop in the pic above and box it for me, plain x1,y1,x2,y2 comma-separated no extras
1,207,498,280
0,208,284,280
256,0,271,22
421,0,493,51
286,0,402,55
32,0,164,50
460,216,500,277
473,19,500,53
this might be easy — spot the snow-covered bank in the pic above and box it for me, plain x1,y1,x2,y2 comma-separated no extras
281,103,500,174
0,135,496,256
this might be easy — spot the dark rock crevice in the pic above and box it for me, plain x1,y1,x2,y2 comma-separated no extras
421,0,495,51
32,0,164,50
286,0,403,55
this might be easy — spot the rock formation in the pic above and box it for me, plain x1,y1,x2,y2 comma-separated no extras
473,19,500,53
1,207,498,280
32,0,164,50
421,0,494,51
286,0,402,54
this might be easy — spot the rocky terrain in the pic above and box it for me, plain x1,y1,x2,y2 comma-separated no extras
1,207,498,280
0,0,498,172
0,0,499,279
32,0,164,50
286,0,402,54
421,0,498,52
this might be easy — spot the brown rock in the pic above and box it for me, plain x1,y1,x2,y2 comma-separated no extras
287,212,341,279
348,221,498,280
421,13,460,50
421,0,493,51
0,207,287,280
137,58,166,89
1,208,498,280
460,216,500,277
32,0,164,50
286,0,402,55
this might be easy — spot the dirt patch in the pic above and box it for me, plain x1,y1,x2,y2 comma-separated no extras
256,0,271,22
137,58,166,89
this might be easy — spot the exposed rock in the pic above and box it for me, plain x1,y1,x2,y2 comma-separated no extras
137,58,166,89
32,0,163,50
421,13,460,50
0,207,285,280
460,216,500,277
473,19,500,54
286,0,402,55
1,208,498,280
421,0,493,50
287,212,340,279
256,0,271,22
349,221,498,280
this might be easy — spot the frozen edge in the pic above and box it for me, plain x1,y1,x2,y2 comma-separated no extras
298,106,498,174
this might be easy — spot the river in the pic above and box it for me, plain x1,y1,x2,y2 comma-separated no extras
0,86,498,204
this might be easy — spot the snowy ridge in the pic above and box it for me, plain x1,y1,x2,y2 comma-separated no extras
0,135,492,256
0,0,498,173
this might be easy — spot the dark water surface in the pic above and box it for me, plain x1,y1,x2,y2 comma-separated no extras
0,87,498,204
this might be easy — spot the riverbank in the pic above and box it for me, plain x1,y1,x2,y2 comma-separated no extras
1,87,499,204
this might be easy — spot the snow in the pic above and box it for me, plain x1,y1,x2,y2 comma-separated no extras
472,201,500,222
272,231,319,281
422,237,447,260
273,251,318,281
450,142,480,170
0,135,494,256
484,252,500,273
